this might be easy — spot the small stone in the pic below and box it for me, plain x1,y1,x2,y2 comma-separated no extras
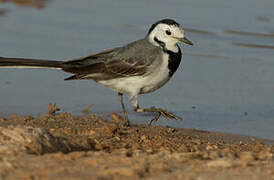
206,144,216,150
23,115,34,121
141,135,147,141
49,128,55,133
103,124,118,135
58,112,72,118
167,128,176,133
115,136,121,141
111,113,124,123
146,149,153,153
94,139,103,150
191,139,201,146
126,151,133,157
82,104,93,115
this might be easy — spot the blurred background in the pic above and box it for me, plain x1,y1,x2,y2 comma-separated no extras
0,0,274,139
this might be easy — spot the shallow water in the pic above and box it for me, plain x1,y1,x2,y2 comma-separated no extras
0,0,274,139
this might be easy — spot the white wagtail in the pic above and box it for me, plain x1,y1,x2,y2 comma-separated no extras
0,18,193,125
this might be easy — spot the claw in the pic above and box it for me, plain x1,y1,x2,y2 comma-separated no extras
149,112,161,125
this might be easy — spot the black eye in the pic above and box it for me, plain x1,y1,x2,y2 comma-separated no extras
165,30,171,35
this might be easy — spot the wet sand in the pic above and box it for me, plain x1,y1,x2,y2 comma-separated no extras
0,105,273,180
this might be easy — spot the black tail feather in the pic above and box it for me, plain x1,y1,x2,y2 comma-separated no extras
0,57,64,68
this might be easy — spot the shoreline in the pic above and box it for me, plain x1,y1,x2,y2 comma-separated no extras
0,107,273,179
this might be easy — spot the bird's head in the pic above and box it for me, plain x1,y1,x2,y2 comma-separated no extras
147,19,193,52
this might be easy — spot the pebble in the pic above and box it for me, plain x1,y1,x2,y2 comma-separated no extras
111,113,124,123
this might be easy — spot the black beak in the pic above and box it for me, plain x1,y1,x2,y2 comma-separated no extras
179,37,193,46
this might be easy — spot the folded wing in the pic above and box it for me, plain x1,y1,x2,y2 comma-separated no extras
62,39,161,81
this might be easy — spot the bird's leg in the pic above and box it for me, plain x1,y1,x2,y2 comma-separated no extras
118,93,130,126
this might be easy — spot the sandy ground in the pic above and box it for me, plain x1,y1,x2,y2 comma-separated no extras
0,104,273,180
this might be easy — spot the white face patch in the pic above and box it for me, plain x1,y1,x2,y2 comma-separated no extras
148,23,185,52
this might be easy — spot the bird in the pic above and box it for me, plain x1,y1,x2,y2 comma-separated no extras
0,18,193,125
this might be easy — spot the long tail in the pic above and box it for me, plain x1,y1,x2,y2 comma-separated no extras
0,57,64,69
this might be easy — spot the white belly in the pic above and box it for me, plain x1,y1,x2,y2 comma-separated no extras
98,53,170,97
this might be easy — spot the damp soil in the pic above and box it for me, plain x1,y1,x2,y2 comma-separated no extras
0,104,273,180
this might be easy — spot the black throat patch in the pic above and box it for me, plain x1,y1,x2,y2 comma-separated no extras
166,47,182,77
153,37,182,77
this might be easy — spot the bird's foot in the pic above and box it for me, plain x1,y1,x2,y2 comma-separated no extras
135,106,182,125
